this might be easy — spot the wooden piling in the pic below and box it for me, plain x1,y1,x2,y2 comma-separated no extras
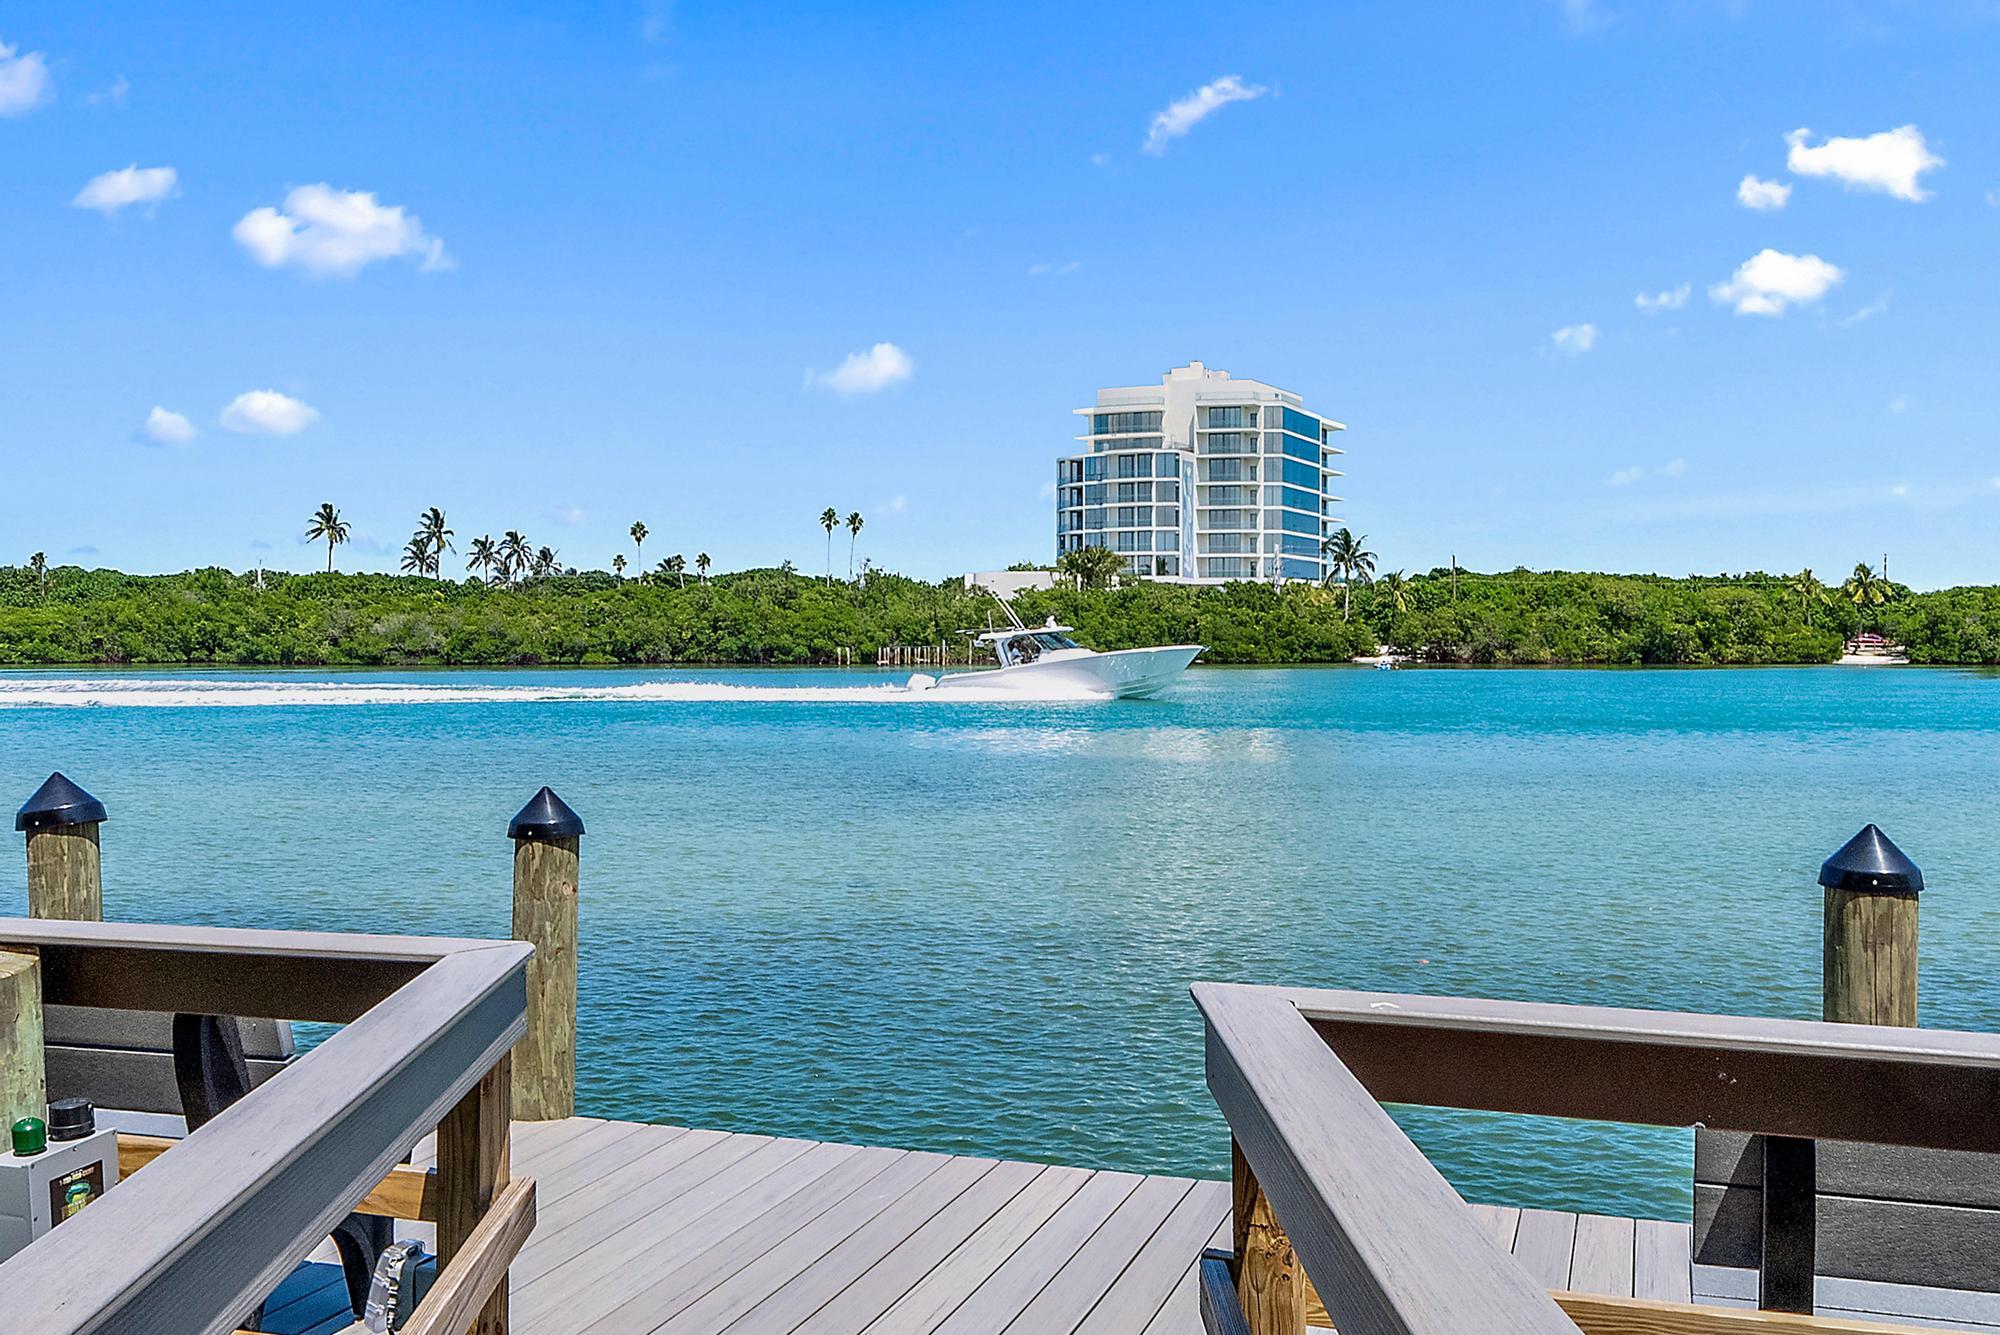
0,949,45,1131
16,773,107,921
1820,824,1921,1027
438,1054,513,1335
1232,1139,1306,1335
1754,825,1926,1312
507,787,583,1121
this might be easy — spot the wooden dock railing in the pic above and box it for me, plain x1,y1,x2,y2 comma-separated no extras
0,918,538,1335
1195,980,2000,1335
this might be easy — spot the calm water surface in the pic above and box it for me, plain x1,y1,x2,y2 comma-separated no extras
5,664,1998,1220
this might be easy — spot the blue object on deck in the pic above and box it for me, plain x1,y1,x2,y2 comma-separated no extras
507,786,585,841
1818,824,1922,895
15,772,107,832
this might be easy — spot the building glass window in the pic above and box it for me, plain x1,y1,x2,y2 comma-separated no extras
1092,411,1164,435
1202,432,1259,455
1280,458,1320,490
1262,484,1322,512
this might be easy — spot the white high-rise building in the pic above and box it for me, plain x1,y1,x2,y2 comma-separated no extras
1055,362,1346,583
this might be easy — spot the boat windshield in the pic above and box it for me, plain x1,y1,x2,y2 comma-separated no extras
1001,631,1080,665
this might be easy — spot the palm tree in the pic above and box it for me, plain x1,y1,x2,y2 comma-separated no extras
400,539,429,575
1842,561,1891,630
613,554,627,578
1377,569,1410,615
305,503,350,573
819,508,839,583
533,546,558,579
467,535,499,583
666,553,687,588
1321,528,1377,620
419,508,453,579
29,552,47,598
630,521,648,572
1788,568,1828,620
845,511,864,580
696,552,711,584
501,530,532,586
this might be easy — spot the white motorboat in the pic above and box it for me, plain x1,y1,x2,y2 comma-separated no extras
908,608,1201,700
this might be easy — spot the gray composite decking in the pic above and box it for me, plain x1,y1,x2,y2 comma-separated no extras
258,1116,1689,1335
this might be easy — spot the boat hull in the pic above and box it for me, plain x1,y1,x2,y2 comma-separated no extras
924,644,1202,699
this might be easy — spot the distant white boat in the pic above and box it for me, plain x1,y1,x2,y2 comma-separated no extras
907,604,1201,699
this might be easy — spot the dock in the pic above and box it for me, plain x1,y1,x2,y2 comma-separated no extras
252,1114,1688,1335
7,787,1988,1335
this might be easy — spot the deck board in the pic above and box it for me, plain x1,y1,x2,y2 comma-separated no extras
342,1116,1699,1334
1511,1208,1580,1292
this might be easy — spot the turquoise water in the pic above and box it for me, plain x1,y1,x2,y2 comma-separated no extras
5,664,1999,1221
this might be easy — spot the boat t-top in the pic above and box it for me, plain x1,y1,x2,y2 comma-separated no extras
906,597,1202,699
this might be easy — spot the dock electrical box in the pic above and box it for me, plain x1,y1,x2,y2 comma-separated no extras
1,1099,121,1262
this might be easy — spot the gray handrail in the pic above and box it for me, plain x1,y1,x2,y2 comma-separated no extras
1281,984,2000,1153
1195,981,2000,1335
0,918,530,1335
1197,984,1579,1335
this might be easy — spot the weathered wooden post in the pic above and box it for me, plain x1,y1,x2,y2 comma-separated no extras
1820,823,1921,1027
508,787,583,1121
17,773,106,920
1761,825,1923,1314
1232,1140,1306,1335
1,948,45,1133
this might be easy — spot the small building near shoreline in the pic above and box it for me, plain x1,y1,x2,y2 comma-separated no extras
964,569,1059,599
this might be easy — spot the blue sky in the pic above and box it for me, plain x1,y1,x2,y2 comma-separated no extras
3,1,1997,586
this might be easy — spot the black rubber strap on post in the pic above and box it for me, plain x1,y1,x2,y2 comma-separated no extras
1760,1134,1817,1313
171,1013,253,1131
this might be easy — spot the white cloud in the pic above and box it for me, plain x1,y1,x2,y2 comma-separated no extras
1551,323,1599,355
1554,0,1609,32
1835,291,1892,329
1142,75,1269,156
1986,188,1999,208
1634,284,1690,313
1888,395,1910,415
1785,125,1942,202
0,37,53,116
1090,153,1111,168
1709,248,1843,316
73,164,179,216
883,494,909,514
547,504,586,525
143,407,196,444
809,342,914,396
219,390,319,436
85,75,129,108
1028,260,1080,276
1608,458,1688,488
233,184,453,278
1736,174,1791,210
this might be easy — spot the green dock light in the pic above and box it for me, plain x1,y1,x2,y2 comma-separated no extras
11,1117,46,1158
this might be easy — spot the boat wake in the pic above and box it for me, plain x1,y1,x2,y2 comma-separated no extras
0,676,1111,709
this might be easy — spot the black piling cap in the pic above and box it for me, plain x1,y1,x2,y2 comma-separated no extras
15,772,107,833
1819,824,1922,895
508,786,585,841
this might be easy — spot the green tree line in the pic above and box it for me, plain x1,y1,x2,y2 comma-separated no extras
2,560,1998,667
